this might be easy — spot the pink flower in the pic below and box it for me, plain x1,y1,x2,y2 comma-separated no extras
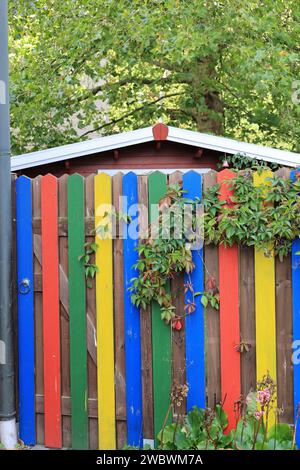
256,388,271,406
254,410,264,420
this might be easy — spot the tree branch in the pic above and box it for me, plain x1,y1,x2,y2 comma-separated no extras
80,91,184,137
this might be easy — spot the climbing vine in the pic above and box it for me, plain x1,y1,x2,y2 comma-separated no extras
79,241,99,288
130,170,300,325
130,183,218,324
218,153,281,172
204,171,300,260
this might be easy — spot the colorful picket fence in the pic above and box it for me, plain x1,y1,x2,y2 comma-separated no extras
14,169,299,449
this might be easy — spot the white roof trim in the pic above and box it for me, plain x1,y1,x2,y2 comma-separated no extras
11,125,300,171
167,127,300,167
11,126,154,171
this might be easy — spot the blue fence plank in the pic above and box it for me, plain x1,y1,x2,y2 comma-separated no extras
123,172,143,447
16,176,35,445
291,169,300,449
182,171,205,411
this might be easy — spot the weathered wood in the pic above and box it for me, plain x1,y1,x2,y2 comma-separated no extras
275,253,293,423
32,216,95,236
239,246,256,398
32,176,44,444
33,233,97,365
85,174,98,449
169,171,186,415
203,171,221,408
58,175,71,448
138,175,154,439
275,167,293,423
112,172,126,449
35,395,126,421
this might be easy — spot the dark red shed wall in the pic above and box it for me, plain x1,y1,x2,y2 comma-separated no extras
16,141,222,178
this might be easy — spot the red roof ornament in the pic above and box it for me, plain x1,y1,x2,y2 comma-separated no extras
152,123,169,141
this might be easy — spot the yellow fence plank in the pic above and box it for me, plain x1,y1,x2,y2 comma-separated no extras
253,170,277,426
94,173,116,449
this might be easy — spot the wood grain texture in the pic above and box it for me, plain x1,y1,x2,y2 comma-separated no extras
168,171,186,416
85,174,98,450
290,169,300,446
253,170,277,427
41,174,62,448
34,232,96,365
203,171,221,408
112,172,126,449
217,169,240,431
274,168,293,424
148,171,172,441
138,175,154,440
239,245,256,398
58,175,71,448
275,253,293,423
68,174,88,448
94,173,116,449
32,176,44,444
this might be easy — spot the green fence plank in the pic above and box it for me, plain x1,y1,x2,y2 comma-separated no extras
148,171,172,442
68,174,88,449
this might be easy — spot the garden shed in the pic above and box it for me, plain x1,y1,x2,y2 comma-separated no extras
11,123,300,176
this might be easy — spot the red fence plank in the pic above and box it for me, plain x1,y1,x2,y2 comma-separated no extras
41,174,62,448
217,169,240,432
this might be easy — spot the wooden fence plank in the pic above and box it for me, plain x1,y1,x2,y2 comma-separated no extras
32,176,44,444
169,171,186,416
148,171,172,441
112,173,126,449
58,175,71,448
94,173,116,449
16,176,35,445
68,174,88,448
275,168,293,424
34,232,96,365
253,170,277,427
138,175,154,440
85,173,98,449
183,171,205,410
41,174,62,448
290,168,300,447
123,172,143,447
217,169,240,431
203,171,221,408
239,246,256,399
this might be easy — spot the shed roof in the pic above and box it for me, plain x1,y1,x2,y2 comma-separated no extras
11,124,300,171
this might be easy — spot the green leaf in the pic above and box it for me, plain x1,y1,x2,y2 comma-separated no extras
201,295,208,308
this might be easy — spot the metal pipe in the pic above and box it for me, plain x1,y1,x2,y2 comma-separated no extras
0,0,17,448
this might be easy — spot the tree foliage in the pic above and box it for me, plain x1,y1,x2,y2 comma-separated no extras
9,0,300,154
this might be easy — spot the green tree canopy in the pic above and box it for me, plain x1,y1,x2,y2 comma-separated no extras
9,0,300,155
